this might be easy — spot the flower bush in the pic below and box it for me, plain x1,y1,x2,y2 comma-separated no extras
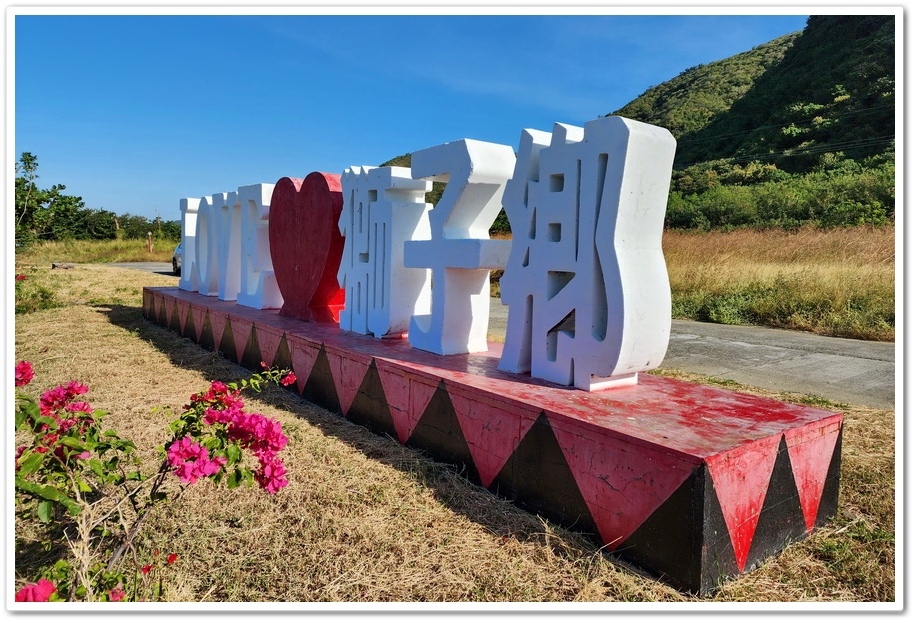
13,361,295,602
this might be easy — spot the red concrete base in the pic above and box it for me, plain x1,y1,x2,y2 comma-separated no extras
144,287,843,594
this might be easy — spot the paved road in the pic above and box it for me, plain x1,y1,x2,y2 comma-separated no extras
488,297,896,410
108,262,178,277
108,264,896,410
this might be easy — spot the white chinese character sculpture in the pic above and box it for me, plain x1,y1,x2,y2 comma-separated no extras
178,197,200,292
337,166,433,338
211,191,242,301
236,183,283,310
194,194,220,296
498,117,677,391
403,139,516,355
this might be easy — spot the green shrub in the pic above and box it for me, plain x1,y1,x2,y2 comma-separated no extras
15,270,62,315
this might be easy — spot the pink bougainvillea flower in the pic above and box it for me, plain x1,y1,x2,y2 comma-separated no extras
227,413,288,462
167,553,178,565
202,400,243,426
255,455,289,494
65,401,93,415
280,372,296,386
15,578,57,602
166,436,227,484
15,360,35,387
108,585,127,602
39,381,89,416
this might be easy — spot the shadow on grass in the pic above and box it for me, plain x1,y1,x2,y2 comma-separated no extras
97,303,644,583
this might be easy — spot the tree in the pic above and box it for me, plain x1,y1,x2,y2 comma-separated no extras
15,152,40,238
14,152,182,245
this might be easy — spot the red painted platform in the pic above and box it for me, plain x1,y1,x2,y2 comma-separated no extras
144,286,842,594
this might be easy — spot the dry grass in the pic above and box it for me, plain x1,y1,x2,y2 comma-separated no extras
663,225,895,341
16,237,178,264
12,261,896,606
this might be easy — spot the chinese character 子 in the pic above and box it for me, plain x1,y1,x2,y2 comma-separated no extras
337,166,432,338
403,139,516,355
498,116,677,391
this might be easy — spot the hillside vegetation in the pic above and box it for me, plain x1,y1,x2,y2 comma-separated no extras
612,14,895,230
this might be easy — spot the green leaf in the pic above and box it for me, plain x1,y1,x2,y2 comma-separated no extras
33,414,59,432
37,500,53,522
226,444,242,463
16,399,40,429
89,459,105,477
60,436,88,451
17,450,47,476
227,468,241,489
15,476,82,515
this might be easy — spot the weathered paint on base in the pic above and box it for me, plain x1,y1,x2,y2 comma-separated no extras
144,286,842,594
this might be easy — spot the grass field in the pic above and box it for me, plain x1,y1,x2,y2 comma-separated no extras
663,225,895,341
16,225,895,341
12,229,897,606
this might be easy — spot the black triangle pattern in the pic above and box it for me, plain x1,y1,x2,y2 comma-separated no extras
490,411,597,536
158,296,169,325
241,325,263,370
346,360,398,439
619,465,706,593
182,306,197,341
272,334,293,373
143,289,844,594
815,424,843,528
168,300,182,333
406,381,480,484
302,346,341,413
198,312,215,352
217,320,236,361
745,435,808,573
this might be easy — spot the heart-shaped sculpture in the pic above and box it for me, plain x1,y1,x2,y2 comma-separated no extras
268,171,345,323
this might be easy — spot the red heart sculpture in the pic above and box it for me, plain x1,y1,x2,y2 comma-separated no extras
268,171,345,323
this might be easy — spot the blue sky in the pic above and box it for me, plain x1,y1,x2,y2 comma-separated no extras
12,9,812,222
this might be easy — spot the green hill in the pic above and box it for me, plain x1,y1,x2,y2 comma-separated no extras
383,15,895,231
615,16,894,171
612,32,801,141
610,15,895,229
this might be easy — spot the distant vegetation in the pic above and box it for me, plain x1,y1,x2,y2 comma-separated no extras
14,152,180,248
612,15,895,230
